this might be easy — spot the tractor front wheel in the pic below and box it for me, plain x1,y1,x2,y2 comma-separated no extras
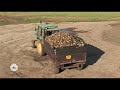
33,40,37,48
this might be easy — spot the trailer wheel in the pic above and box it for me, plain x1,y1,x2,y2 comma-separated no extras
37,40,43,57
77,63,84,70
53,64,60,74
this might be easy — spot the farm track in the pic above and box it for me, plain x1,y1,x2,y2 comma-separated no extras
0,22,120,78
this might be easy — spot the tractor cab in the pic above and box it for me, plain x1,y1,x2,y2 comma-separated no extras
35,21,59,40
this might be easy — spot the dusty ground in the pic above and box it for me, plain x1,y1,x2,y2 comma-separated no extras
0,21,120,78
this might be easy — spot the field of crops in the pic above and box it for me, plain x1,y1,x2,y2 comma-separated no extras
0,12,120,25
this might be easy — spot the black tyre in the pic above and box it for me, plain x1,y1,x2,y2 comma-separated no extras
36,40,43,57
53,64,60,74
33,40,37,48
77,63,84,70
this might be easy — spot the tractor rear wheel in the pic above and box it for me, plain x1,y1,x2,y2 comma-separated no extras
36,40,43,57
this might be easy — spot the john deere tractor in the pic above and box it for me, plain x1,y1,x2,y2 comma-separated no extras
33,21,59,56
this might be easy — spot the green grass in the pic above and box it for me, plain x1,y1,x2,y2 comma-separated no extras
0,12,120,25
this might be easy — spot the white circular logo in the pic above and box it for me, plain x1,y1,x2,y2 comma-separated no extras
10,64,18,72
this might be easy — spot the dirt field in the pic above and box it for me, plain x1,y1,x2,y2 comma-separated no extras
0,21,120,78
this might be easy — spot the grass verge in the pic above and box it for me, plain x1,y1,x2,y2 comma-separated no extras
0,12,120,25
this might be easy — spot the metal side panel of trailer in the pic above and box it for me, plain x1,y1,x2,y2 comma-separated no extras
43,40,87,66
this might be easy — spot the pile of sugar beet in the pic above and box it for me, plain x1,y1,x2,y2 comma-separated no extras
45,32,85,48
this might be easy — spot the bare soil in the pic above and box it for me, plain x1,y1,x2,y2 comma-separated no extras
0,21,120,78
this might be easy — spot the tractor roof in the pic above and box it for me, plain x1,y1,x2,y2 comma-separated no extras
38,23,58,30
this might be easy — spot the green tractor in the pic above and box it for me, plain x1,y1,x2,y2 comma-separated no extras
33,21,59,56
